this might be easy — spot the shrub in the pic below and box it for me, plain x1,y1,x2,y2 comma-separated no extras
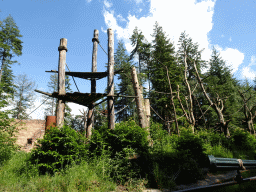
174,127,208,166
0,117,21,166
89,119,150,158
28,125,89,175
231,128,256,151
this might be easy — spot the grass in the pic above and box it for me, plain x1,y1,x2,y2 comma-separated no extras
1,124,256,191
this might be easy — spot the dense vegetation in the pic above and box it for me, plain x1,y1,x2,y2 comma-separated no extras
1,14,256,191
1,121,256,191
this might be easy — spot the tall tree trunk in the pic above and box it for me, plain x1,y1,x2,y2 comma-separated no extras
192,58,230,137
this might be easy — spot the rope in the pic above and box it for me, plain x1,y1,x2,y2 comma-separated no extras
98,42,108,56
13,97,50,126
150,105,165,121
198,104,212,120
115,98,135,115
93,98,136,117
142,86,176,95
65,63,80,92
94,108,107,117
150,105,185,123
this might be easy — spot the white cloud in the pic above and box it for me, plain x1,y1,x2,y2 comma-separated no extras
104,0,113,8
103,0,216,62
67,103,88,117
215,45,244,74
229,37,232,42
249,55,256,67
242,66,256,80
134,0,143,4
117,14,126,22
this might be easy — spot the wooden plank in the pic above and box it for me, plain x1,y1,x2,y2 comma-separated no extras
107,28,115,130
56,38,67,127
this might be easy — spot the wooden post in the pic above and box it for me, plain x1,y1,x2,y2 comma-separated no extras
56,38,67,127
131,66,146,128
87,29,99,139
107,28,115,130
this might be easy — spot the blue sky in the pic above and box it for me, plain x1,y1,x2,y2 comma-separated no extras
1,0,256,119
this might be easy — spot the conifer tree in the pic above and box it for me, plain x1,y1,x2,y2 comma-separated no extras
203,47,241,131
114,40,137,123
0,15,23,85
12,74,36,119
43,73,73,125
148,22,182,132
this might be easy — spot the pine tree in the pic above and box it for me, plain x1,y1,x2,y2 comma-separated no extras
200,47,241,133
12,74,36,119
148,22,182,132
0,15,23,85
114,40,137,123
43,73,73,125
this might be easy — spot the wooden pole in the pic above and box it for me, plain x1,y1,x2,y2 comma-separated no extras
87,29,99,139
107,28,115,130
131,66,146,128
56,38,67,127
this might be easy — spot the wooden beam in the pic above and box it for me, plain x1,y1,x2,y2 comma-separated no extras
56,38,67,127
87,29,99,140
107,28,115,130
34,89,52,97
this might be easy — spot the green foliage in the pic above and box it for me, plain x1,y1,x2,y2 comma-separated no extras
0,14,23,96
107,147,143,184
28,125,89,175
175,127,208,166
231,128,256,151
89,119,149,158
0,125,21,166
149,22,182,128
0,85,21,165
114,40,137,123
12,73,36,119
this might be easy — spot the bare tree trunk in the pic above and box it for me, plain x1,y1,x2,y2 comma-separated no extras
131,66,147,128
164,65,179,135
107,28,115,130
192,58,230,137
0,52,6,84
56,38,67,127
87,29,99,139
239,90,256,135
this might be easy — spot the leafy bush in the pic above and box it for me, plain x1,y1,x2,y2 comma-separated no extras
231,128,256,151
0,117,21,166
89,119,149,158
174,127,208,166
28,125,89,175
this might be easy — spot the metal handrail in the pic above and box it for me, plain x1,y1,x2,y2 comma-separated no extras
172,155,256,192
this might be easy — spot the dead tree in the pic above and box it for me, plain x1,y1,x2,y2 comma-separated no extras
163,65,179,135
107,28,115,130
79,108,88,133
192,57,230,137
176,52,196,133
131,66,147,128
238,89,256,135
56,38,67,127
87,29,99,139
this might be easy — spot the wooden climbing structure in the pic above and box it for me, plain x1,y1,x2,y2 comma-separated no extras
35,28,138,138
